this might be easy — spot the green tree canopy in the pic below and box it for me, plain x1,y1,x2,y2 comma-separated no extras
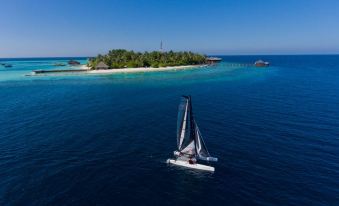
89,49,206,69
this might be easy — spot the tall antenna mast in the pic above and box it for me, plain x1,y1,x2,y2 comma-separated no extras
160,40,163,52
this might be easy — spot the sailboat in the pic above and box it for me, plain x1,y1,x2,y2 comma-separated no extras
167,95,218,172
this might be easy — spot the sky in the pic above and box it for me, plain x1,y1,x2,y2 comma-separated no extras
0,0,339,57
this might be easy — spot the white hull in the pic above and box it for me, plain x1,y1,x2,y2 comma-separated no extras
167,159,215,172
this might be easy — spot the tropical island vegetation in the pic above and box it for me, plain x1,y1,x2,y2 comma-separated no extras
88,49,207,69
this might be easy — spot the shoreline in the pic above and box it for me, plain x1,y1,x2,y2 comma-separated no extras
86,64,207,74
29,64,208,76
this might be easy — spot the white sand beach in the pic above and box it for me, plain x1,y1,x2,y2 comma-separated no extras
84,64,207,75
28,64,208,76
27,64,209,77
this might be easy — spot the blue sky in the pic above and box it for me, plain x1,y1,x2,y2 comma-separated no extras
0,0,339,57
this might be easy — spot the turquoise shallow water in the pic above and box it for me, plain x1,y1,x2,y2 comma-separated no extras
0,58,88,81
0,55,339,205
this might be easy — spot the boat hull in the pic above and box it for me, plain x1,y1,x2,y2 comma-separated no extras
166,159,215,172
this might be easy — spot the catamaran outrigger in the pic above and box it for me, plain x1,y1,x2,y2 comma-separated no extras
167,95,218,172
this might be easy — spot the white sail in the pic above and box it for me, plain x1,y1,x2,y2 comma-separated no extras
178,99,189,150
181,141,195,155
194,121,218,162
177,96,195,155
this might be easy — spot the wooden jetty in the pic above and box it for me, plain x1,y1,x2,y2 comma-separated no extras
221,63,254,67
206,57,222,64
206,56,269,68
32,69,89,74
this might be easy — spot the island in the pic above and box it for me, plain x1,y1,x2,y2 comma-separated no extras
88,49,207,69
29,50,223,76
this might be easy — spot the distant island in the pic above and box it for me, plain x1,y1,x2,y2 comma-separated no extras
28,51,268,77
88,49,207,69
29,50,225,76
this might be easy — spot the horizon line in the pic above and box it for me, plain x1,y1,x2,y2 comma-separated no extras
1,53,339,59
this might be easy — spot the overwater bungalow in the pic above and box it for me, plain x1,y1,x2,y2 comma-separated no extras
95,61,109,70
254,60,269,67
206,57,222,64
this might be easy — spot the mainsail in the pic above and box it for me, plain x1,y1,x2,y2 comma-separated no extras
176,96,218,161
177,96,195,155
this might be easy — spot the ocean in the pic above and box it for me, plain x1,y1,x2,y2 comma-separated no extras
0,55,338,205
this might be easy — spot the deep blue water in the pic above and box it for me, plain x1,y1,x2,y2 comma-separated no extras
0,55,339,205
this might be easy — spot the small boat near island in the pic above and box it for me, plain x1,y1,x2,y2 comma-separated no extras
68,60,81,66
1,62,13,68
167,95,218,172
